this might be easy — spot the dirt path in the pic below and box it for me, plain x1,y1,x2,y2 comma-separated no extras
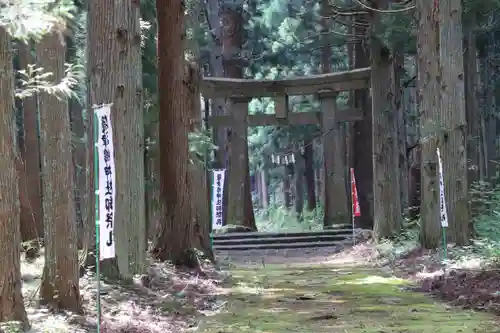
198,258,498,332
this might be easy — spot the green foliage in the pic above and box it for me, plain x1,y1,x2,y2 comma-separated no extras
188,129,217,165
469,180,500,262
15,62,83,100
255,205,323,232
374,179,500,265
378,5,416,53
0,0,84,103
0,0,74,40
376,219,421,261
0,322,24,333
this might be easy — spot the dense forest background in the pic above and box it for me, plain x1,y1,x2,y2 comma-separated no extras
3,0,500,330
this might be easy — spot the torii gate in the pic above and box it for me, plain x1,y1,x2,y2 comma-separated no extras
199,67,371,227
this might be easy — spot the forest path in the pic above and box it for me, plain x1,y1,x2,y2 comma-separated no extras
197,260,498,333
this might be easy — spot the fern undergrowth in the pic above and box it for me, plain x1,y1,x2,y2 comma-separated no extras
377,179,500,265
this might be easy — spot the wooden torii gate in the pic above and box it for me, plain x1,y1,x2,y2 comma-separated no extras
200,67,371,227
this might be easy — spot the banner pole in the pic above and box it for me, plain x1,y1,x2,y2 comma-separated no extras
205,149,213,255
350,168,359,246
93,110,102,332
352,213,355,246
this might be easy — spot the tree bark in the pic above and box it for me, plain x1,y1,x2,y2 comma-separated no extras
321,93,349,227
0,25,30,329
438,0,469,245
464,20,481,184
254,170,261,209
145,123,160,242
153,0,198,266
320,0,349,227
294,152,304,219
69,98,86,248
353,13,373,229
205,0,226,169
395,53,409,213
83,88,95,267
260,166,269,209
282,165,292,208
370,35,402,238
303,143,316,211
417,0,441,248
221,5,256,230
476,47,488,181
87,0,146,276
186,63,214,261
18,42,43,245
37,30,81,312
483,31,500,178
477,48,488,181
315,141,324,205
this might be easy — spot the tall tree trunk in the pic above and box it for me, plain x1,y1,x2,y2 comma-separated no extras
243,150,256,228
484,31,500,178
320,0,349,227
254,170,261,209
186,63,214,261
370,1,402,239
395,53,409,213
346,0,355,198
37,29,81,312
260,166,269,209
353,13,373,229
87,0,146,276
66,33,86,249
476,46,488,181
315,140,324,205
0,25,30,329
294,152,304,219
222,5,256,230
417,0,441,248
69,98,86,247
83,90,95,267
438,0,469,245
464,20,481,184
145,34,163,245
205,0,226,169
405,84,421,218
321,93,349,227
282,166,292,208
18,42,43,244
153,0,198,266
303,143,316,211
464,19,483,224
478,48,488,181
145,123,160,241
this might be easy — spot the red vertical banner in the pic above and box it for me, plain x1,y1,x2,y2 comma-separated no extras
350,168,361,217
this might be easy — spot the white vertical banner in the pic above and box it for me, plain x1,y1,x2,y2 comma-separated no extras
211,169,225,230
436,148,448,227
95,105,116,259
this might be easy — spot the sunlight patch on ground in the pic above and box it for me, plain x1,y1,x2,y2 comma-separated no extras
335,275,407,286
17,249,80,333
197,263,499,333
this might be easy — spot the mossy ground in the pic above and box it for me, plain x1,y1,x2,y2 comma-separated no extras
198,263,498,333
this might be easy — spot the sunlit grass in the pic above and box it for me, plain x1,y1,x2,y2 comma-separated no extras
198,263,498,333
